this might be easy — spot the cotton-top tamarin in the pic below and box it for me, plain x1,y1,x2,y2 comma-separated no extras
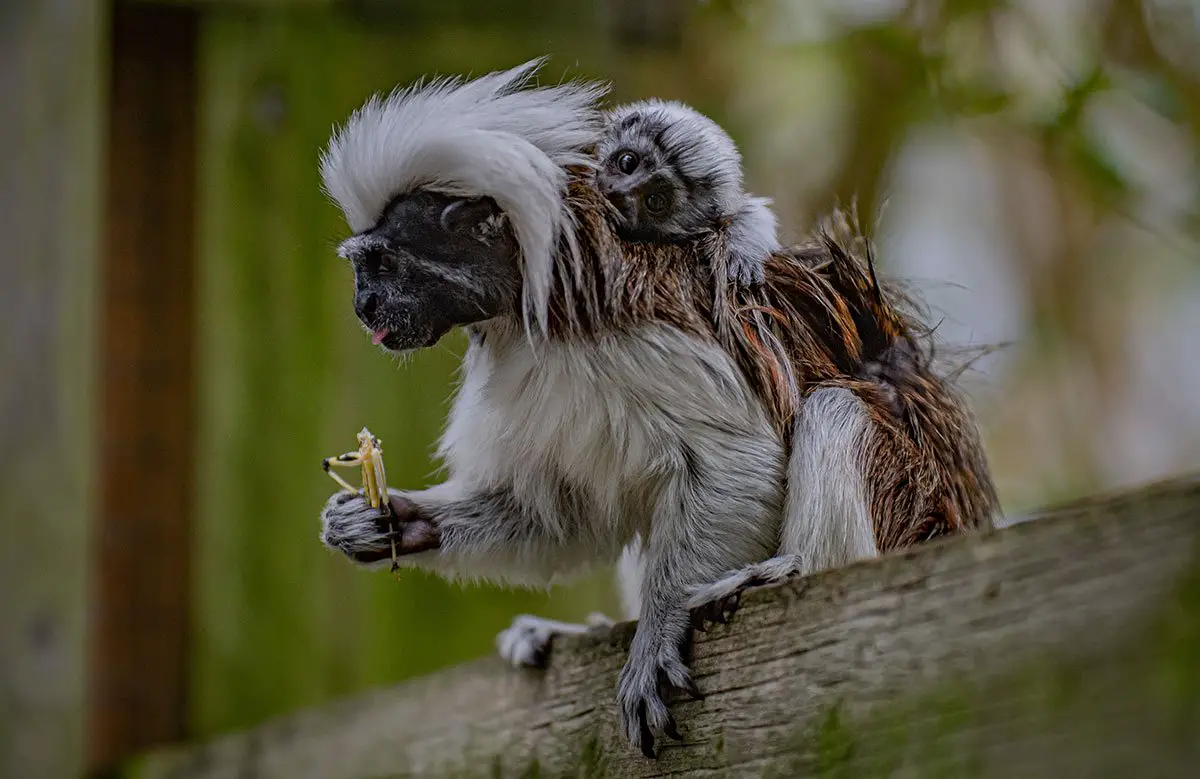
316,58,999,758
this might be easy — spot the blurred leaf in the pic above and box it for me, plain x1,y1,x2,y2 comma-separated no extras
1051,67,1111,132
1064,129,1131,206
1119,66,1188,123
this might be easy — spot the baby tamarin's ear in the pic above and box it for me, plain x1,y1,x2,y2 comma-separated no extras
724,195,782,287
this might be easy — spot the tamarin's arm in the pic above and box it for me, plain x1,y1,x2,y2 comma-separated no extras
724,195,782,287
320,481,617,587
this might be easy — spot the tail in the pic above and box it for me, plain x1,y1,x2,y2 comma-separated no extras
809,206,919,375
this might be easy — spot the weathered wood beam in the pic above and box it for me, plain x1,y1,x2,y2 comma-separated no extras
125,474,1200,778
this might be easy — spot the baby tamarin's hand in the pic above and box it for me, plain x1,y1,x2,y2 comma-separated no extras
320,490,440,565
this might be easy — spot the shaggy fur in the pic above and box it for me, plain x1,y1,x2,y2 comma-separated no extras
315,59,1000,759
595,98,781,286
319,56,609,336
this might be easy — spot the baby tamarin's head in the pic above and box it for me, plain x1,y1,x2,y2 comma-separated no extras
595,99,749,242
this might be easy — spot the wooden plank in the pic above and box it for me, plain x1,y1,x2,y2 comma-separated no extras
0,2,104,779
126,475,1200,778
89,2,200,772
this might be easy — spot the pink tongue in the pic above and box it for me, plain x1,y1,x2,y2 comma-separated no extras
371,328,390,346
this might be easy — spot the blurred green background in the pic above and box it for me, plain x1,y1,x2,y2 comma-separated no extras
4,1,1200,777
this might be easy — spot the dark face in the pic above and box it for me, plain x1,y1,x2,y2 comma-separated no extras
337,190,521,352
595,143,693,242
595,108,731,243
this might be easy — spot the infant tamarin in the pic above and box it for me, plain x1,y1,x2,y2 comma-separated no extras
317,59,999,759
595,98,780,286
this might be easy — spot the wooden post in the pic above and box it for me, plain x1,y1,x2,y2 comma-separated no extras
0,2,103,779
89,1,199,772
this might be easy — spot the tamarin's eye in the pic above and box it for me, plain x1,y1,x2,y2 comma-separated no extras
616,151,640,175
644,192,668,214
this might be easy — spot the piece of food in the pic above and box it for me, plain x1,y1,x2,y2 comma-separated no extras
324,427,400,571
323,427,389,510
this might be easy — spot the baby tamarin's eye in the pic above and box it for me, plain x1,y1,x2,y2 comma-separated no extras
616,150,640,174
644,192,668,214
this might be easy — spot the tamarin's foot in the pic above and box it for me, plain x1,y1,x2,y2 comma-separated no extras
495,613,613,669
617,623,703,758
685,554,807,628
689,591,742,632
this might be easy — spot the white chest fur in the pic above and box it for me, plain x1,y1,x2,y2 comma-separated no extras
437,325,783,541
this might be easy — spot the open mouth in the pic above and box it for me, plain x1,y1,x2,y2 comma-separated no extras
368,326,438,352
372,328,406,351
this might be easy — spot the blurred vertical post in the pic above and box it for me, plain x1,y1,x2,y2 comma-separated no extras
0,1,103,778
89,1,198,773
598,0,690,49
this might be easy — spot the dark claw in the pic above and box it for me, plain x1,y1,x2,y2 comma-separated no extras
678,676,704,702
528,636,552,670
723,592,742,620
664,717,682,742
690,591,743,631
637,702,656,759
655,646,703,704
711,591,741,623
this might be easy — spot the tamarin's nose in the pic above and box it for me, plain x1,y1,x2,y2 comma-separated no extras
355,291,378,324
611,193,636,222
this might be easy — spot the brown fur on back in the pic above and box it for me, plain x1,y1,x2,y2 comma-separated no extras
546,175,999,549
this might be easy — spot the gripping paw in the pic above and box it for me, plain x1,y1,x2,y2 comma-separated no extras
686,554,806,630
495,613,612,670
617,637,701,758
320,490,439,567
689,591,743,632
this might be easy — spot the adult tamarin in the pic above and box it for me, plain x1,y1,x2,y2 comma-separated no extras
316,58,1000,758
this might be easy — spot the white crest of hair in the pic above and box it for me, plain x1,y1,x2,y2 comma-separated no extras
318,57,611,336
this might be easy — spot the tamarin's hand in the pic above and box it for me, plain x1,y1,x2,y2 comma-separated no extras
320,490,440,565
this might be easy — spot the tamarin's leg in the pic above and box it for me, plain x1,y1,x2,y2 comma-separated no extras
686,387,880,616
618,456,781,757
321,436,784,758
495,612,615,668
494,538,642,669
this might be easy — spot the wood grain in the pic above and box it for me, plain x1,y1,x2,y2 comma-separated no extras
127,474,1200,778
